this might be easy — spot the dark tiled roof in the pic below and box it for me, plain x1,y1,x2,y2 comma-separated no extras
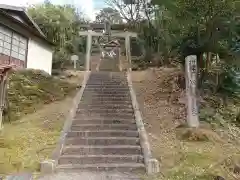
0,4,53,45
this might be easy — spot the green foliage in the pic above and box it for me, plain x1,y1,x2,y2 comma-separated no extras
221,66,240,95
132,57,149,71
27,2,86,69
199,93,240,127
131,0,238,62
6,69,77,122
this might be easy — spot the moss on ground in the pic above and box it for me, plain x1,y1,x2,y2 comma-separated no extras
5,69,78,122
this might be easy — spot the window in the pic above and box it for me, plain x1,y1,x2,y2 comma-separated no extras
11,32,27,61
0,25,27,61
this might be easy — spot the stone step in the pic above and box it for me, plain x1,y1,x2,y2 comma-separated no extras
89,75,125,78
86,85,128,88
81,93,131,96
58,155,144,165
66,130,138,138
57,163,145,172
62,145,142,155
71,124,137,131
86,82,127,85
73,117,135,121
84,88,129,91
81,97,132,101
79,101,133,105
81,96,131,100
72,119,136,125
86,85,127,87
83,89,129,92
87,82,127,84
76,108,134,114
88,76,125,78
74,114,135,120
89,77,125,79
78,103,133,107
77,104,133,109
84,89,129,93
88,80,127,82
65,137,140,146
76,109,134,113
88,76,124,78
82,93,131,97
87,79,126,82
81,94,131,98
88,76,126,79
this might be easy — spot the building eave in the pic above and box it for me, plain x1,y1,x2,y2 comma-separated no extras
0,9,54,46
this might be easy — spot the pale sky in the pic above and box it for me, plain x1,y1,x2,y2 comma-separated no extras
0,0,106,20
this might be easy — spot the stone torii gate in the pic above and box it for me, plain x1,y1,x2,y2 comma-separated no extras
79,23,137,71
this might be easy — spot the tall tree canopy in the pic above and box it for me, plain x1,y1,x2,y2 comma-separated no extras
95,7,123,24
28,3,83,48
108,0,240,93
27,2,86,68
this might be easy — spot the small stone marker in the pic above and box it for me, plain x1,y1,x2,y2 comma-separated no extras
185,55,199,128
147,158,160,174
40,159,56,174
6,173,32,180
71,55,79,69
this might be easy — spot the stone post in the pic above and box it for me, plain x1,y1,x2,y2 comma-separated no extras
71,55,79,70
0,65,13,129
185,55,199,128
0,80,4,129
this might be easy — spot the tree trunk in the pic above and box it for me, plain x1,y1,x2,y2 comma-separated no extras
198,53,204,88
206,52,212,73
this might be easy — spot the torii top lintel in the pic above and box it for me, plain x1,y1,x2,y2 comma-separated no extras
80,23,130,31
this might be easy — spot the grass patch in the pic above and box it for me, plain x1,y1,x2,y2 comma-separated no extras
0,96,75,176
0,69,84,176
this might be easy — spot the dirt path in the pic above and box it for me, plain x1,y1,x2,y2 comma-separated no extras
131,68,240,180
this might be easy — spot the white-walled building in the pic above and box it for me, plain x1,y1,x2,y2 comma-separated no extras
0,4,53,74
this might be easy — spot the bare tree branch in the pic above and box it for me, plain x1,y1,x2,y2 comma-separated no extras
106,0,144,25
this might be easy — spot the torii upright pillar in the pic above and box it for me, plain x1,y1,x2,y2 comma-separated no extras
125,33,131,71
85,31,92,72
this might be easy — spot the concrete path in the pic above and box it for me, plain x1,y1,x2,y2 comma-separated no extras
38,171,140,180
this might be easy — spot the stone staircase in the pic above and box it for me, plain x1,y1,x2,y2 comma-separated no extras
57,72,145,173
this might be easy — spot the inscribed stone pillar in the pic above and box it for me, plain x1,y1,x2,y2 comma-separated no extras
185,55,199,128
